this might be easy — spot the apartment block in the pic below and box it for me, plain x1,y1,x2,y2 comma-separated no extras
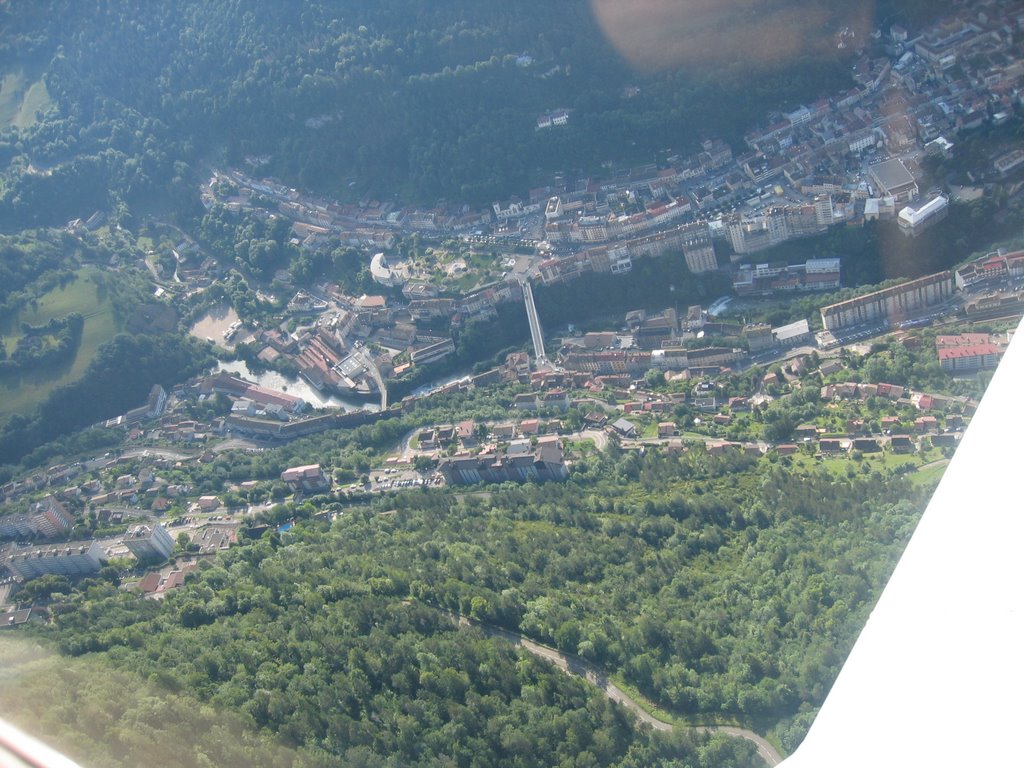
5,540,103,580
122,523,175,562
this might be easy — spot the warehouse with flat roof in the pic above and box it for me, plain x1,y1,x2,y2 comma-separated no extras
868,159,919,202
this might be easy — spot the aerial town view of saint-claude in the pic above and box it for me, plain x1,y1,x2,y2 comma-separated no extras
0,2,1021,766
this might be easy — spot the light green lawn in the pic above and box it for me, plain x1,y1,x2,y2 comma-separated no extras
14,79,52,129
641,421,660,438
0,69,52,129
0,269,119,419
791,446,946,478
566,438,597,454
910,460,949,487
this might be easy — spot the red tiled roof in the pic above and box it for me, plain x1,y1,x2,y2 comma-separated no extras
136,572,162,593
159,571,186,592
935,333,992,348
937,344,1001,360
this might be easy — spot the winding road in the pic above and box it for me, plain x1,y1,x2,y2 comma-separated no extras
448,613,782,766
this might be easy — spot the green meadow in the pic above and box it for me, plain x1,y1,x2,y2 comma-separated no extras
0,268,119,420
0,69,53,130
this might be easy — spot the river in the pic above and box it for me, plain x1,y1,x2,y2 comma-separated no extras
215,361,479,412
410,368,474,397
214,361,378,412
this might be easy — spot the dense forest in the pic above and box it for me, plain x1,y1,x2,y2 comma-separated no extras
4,620,758,768
0,0,888,218
0,311,84,372
0,231,79,315
17,442,928,766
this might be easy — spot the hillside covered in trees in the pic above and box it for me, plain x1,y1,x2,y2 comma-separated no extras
6,439,931,765
0,0,894,219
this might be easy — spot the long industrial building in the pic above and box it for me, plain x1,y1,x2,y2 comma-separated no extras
4,540,103,580
438,442,568,485
819,271,953,332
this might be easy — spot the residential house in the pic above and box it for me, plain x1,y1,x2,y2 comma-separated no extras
417,429,437,450
281,464,331,494
491,422,517,440
706,441,739,456
642,401,673,414
852,437,882,453
457,420,477,448
795,424,820,440
512,393,539,411
197,496,221,512
889,435,916,453
539,391,570,411
611,419,637,438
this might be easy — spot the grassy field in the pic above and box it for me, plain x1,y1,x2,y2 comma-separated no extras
0,69,53,129
14,79,51,129
789,446,948,481
566,437,598,455
0,268,119,421
909,459,950,487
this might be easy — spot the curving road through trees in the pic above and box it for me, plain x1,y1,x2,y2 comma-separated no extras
448,612,783,766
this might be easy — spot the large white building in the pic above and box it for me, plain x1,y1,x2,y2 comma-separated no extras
804,258,842,290
897,195,948,236
5,540,103,580
369,252,405,287
772,319,812,346
122,523,175,562
726,215,774,254
280,464,331,493
31,496,74,538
